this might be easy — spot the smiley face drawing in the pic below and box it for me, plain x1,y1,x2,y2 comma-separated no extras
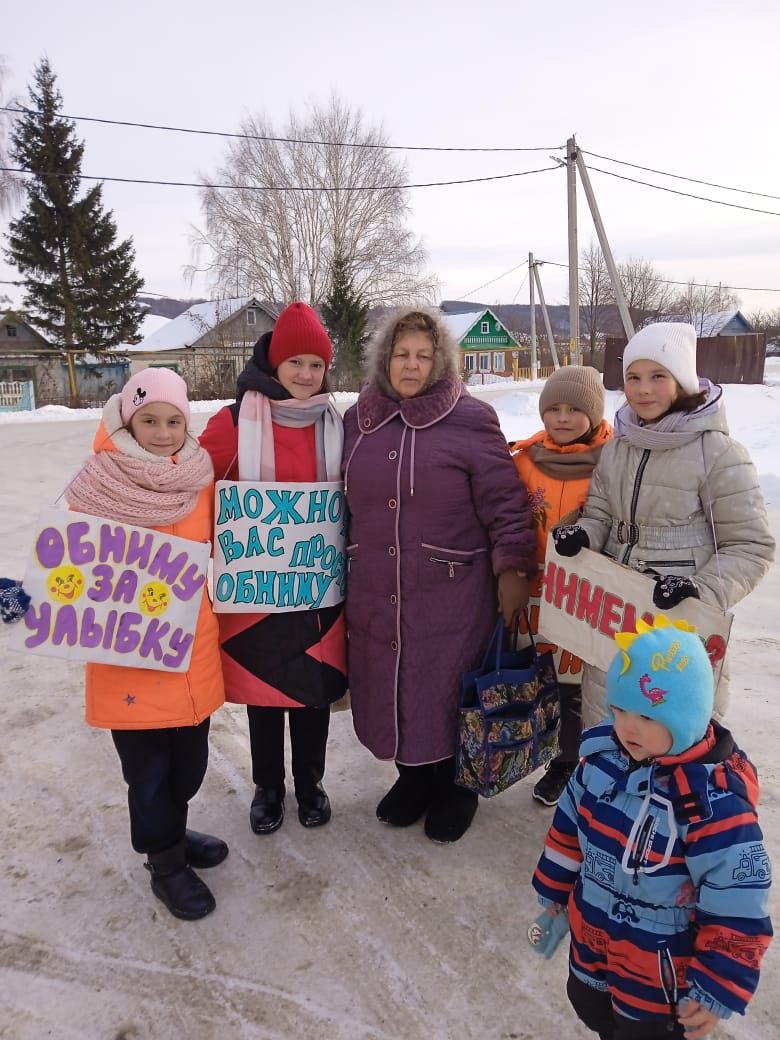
48,565,85,603
138,580,171,616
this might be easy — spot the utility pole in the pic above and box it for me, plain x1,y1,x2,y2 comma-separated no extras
532,261,560,370
529,252,538,381
567,135,580,366
574,148,635,341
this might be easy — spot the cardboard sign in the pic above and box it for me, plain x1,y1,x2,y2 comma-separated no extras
537,535,732,680
10,509,210,672
212,480,347,613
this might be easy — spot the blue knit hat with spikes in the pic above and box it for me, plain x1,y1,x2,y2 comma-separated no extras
605,615,714,755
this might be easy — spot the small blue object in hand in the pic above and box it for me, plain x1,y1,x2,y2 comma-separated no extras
0,579,31,624
527,909,569,959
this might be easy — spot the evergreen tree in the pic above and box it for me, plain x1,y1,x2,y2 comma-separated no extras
321,254,368,389
4,59,143,353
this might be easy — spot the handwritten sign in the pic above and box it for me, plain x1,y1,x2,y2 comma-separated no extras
212,480,347,613
537,535,732,682
10,509,210,672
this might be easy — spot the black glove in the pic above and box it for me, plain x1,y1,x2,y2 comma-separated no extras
652,574,700,609
0,579,31,623
552,525,590,558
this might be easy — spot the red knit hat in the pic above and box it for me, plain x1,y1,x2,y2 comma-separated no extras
268,302,333,370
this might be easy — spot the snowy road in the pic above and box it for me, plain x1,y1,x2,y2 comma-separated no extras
0,410,777,1040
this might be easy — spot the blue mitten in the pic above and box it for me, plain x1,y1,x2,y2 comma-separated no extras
0,579,31,624
527,908,569,959
552,525,589,558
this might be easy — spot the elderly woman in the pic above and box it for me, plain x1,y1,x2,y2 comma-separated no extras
342,309,535,843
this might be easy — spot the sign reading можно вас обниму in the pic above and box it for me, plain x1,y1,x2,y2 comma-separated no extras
212,481,347,613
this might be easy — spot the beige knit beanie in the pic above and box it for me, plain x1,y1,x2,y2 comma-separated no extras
539,366,605,428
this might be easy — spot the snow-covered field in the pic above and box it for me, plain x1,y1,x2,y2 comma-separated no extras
1,369,778,1039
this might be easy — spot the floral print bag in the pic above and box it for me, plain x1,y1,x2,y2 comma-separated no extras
456,616,559,797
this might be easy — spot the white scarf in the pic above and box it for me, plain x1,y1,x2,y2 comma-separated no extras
237,391,343,482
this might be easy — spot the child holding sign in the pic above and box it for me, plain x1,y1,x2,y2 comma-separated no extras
530,617,772,1040
200,302,346,835
509,366,612,806
552,323,774,726
64,368,227,921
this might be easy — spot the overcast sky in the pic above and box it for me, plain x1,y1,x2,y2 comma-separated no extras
2,0,780,318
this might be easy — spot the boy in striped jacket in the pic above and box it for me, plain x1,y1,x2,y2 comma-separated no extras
531,616,772,1040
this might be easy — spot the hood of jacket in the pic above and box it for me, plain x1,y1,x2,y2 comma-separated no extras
363,307,461,402
354,369,464,433
579,719,759,824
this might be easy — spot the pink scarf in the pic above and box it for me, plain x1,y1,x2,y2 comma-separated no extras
66,394,214,526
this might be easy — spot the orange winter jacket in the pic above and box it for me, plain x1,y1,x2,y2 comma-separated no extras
82,422,224,730
509,421,613,678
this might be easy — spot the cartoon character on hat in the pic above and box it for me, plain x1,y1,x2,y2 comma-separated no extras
606,615,714,759
119,367,191,457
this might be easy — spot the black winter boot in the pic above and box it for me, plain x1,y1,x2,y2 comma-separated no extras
296,783,332,827
376,762,436,826
424,758,478,843
145,839,216,920
184,829,229,868
249,785,285,834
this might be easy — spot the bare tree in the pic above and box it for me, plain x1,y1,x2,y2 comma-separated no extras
617,257,676,325
578,241,613,363
188,95,437,306
0,58,23,214
672,280,740,334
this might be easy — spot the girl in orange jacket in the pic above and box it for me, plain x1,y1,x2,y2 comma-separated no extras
509,366,612,807
65,368,226,921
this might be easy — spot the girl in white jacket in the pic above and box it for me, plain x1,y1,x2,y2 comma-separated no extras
553,322,775,725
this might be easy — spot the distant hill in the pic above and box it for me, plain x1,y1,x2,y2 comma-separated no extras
138,295,207,320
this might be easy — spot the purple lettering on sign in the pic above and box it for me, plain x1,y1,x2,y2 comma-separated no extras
102,609,119,650
88,563,114,603
24,602,52,648
148,543,188,585
67,521,95,566
35,527,65,569
171,562,205,602
125,529,154,571
139,619,170,661
114,612,143,654
98,523,127,564
79,607,103,649
112,569,139,604
51,604,78,647
163,629,194,669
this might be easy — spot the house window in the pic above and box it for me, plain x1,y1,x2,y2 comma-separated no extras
480,321,490,335
246,309,257,326
493,352,505,371
479,353,491,371
464,353,475,371
5,324,17,338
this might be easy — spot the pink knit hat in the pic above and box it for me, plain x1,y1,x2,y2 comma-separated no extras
268,302,333,370
120,367,191,426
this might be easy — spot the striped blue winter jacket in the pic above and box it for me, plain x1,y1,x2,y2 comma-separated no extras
532,721,772,1023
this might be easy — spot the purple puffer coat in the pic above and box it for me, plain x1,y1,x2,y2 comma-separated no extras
342,372,536,764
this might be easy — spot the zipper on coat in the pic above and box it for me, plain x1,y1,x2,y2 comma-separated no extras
635,558,697,571
429,556,472,578
621,450,651,566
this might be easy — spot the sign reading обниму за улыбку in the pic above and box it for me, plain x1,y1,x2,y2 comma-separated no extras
212,481,347,613
10,509,209,671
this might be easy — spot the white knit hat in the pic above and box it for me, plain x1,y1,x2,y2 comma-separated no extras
622,323,700,395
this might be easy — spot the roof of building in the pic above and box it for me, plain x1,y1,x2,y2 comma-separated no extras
441,309,487,341
129,297,274,353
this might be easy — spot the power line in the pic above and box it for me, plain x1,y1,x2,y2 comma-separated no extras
0,163,560,193
0,106,563,154
457,261,529,300
511,269,530,304
534,259,780,294
583,149,780,202
586,163,780,218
